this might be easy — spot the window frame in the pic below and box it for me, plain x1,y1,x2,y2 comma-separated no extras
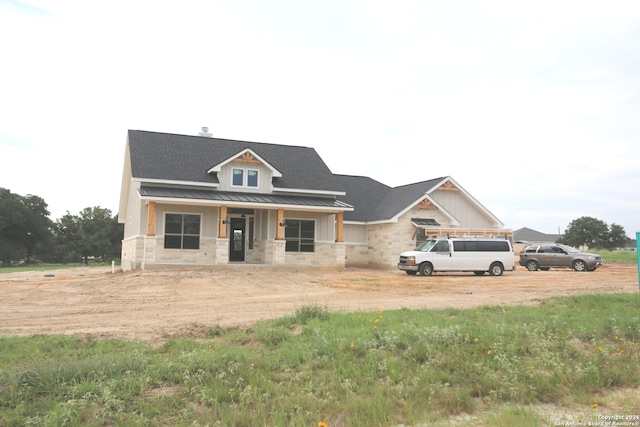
163,213,202,250
231,167,259,188
284,219,315,253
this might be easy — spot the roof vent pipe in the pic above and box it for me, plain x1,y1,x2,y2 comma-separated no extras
199,127,213,137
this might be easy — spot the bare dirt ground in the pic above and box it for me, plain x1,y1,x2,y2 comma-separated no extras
1,263,638,342
3,264,639,423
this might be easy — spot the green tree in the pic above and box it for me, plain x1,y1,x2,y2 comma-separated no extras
0,188,52,264
560,216,629,250
54,207,123,263
605,223,630,250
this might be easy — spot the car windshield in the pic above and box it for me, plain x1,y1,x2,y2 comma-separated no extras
416,239,438,252
557,244,581,253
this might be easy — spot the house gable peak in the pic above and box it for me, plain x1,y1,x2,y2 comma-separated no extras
207,148,283,178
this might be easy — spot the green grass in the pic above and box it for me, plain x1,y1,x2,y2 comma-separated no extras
598,250,638,264
1,296,640,426
0,262,117,274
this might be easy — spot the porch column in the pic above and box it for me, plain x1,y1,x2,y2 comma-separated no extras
219,206,228,239
146,202,156,236
276,208,285,241
335,211,344,243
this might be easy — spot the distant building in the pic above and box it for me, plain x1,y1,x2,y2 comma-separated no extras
513,227,562,245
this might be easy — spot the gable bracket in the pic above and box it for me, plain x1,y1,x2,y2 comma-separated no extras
419,199,434,208
232,152,262,164
441,180,459,191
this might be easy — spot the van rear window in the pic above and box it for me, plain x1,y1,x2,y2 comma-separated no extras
452,241,510,252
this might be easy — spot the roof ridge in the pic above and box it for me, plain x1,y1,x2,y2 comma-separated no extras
129,129,315,150
390,177,446,190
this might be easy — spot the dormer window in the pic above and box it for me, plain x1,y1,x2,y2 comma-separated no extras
232,168,259,188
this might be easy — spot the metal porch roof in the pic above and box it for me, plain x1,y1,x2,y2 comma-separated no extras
139,186,353,210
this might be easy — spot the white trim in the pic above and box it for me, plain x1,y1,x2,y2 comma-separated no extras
207,148,282,178
139,194,354,212
231,167,260,189
386,194,460,226
427,176,504,228
133,177,219,188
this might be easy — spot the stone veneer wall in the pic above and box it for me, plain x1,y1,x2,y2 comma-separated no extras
150,237,219,267
121,236,221,270
366,211,433,267
284,242,345,267
345,243,369,267
121,236,143,271
122,237,345,269
264,240,286,265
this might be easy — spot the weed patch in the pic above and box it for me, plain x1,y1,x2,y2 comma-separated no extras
1,295,639,426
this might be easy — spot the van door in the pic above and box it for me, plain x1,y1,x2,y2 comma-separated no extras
430,239,453,271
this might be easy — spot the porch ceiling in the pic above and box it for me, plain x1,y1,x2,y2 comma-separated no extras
139,186,353,210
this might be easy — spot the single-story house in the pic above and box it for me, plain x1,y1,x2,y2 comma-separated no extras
513,227,562,244
118,130,511,270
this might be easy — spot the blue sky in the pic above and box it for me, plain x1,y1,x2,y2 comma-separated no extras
1,0,639,236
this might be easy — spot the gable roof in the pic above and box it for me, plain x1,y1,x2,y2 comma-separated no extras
332,175,443,222
513,227,562,243
127,130,343,193
206,148,282,178
122,130,506,228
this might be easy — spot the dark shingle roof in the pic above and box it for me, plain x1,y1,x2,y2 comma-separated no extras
332,175,443,222
128,130,447,222
513,227,562,243
128,130,342,192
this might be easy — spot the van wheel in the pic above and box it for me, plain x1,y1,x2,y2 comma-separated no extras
573,260,587,272
405,271,417,275
473,271,485,276
526,260,539,271
489,262,504,276
419,262,433,276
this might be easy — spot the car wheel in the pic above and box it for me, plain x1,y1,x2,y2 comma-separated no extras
405,270,417,276
489,262,504,276
419,262,433,276
540,267,550,271
573,260,587,272
526,260,539,271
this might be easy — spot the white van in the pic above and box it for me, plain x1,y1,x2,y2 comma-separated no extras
398,238,515,276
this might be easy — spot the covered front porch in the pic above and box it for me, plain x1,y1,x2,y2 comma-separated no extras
120,186,352,270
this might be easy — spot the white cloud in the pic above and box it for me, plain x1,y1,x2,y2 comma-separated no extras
1,0,639,236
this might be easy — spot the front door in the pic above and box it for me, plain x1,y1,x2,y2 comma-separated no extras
229,217,245,262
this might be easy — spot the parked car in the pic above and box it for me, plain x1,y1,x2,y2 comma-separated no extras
519,244,603,272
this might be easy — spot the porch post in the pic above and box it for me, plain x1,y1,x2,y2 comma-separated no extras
276,208,285,240
219,206,228,239
146,202,156,236
335,211,344,243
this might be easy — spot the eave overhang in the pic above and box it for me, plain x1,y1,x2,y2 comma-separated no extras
138,186,353,212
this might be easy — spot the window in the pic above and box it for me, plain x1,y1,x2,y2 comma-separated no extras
452,240,510,252
164,214,201,249
432,240,449,252
284,219,315,252
232,168,259,188
232,169,244,186
247,170,258,187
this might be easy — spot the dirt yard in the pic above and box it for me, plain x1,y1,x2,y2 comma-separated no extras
1,264,638,342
